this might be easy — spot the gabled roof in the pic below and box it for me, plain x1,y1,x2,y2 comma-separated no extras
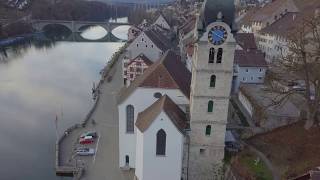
118,50,191,104
260,12,301,37
144,29,172,52
240,0,299,26
235,33,257,50
179,16,196,36
127,53,153,66
135,95,188,133
154,13,171,28
234,49,267,67
260,1,320,37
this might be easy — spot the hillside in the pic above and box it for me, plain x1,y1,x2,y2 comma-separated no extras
248,122,320,178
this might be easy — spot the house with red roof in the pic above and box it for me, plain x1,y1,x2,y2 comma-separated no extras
232,33,268,93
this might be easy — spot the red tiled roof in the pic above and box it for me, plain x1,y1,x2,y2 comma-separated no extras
240,0,299,26
234,49,267,67
118,50,191,104
260,12,301,37
235,33,257,50
135,95,188,133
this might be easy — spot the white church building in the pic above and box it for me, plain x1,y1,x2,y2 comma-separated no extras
117,50,191,179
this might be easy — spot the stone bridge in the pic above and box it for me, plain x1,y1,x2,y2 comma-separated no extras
31,19,131,33
31,19,131,41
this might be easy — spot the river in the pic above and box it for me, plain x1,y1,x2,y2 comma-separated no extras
0,19,129,180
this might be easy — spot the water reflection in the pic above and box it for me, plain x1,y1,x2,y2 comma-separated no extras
43,24,72,41
0,42,124,179
80,26,108,40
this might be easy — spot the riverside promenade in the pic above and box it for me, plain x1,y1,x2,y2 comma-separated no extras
56,49,134,180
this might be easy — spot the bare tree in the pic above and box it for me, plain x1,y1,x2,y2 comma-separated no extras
267,14,320,129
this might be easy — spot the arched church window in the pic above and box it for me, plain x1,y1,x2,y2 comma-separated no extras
125,155,129,165
205,125,211,136
209,48,215,63
210,75,216,87
216,48,223,63
126,105,134,133
156,129,166,155
208,100,214,112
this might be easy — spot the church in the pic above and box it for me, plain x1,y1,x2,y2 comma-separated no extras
117,0,236,179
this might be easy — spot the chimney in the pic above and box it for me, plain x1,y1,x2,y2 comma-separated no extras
293,14,296,21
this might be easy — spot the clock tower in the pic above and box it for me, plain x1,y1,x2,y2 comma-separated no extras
188,0,236,179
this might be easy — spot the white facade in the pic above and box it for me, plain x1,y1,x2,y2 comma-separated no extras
256,33,289,62
238,91,253,116
126,32,163,62
118,88,189,168
233,66,267,92
135,111,184,180
153,15,171,30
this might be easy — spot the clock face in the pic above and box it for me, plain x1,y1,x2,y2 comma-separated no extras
208,26,228,45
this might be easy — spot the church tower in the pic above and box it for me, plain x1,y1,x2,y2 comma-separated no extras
188,0,236,179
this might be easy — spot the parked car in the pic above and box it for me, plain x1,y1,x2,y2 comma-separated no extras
80,131,98,139
76,147,95,156
79,136,94,144
292,85,306,92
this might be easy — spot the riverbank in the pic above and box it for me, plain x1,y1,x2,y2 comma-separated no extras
55,43,131,179
0,0,131,39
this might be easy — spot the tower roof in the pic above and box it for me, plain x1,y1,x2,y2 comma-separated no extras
199,0,235,30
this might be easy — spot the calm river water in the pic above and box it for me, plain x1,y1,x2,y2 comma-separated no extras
0,21,129,179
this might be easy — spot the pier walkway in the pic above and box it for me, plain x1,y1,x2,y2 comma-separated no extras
58,53,134,180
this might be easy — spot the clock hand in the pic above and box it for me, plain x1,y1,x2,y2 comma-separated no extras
212,32,224,39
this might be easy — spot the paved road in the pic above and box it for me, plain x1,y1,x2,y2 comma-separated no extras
59,57,134,180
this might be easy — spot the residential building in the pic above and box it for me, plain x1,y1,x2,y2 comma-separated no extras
238,84,300,129
126,29,172,62
233,50,268,93
123,53,153,85
239,0,299,33
239,0,320,62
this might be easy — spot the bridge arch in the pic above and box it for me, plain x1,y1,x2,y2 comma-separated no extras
42,24,72,40
111,25,131,40
79,25,108,40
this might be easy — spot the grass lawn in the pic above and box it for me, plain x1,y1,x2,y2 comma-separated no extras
236,150,273,180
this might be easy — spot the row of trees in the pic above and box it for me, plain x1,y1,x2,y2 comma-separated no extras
0,22,33,39
31,0,130,21
268,14,320,129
